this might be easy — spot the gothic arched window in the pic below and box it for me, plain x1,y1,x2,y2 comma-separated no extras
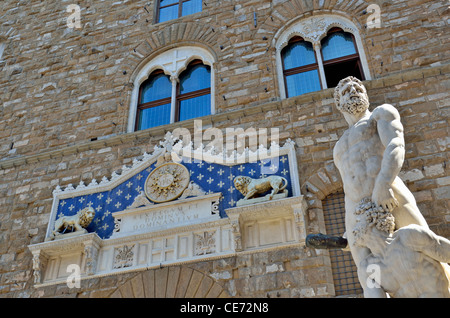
275,15,371,99
177,60,211,122
320,28,364,89
281,36,322,97
137,71,172,130
129,47,215,132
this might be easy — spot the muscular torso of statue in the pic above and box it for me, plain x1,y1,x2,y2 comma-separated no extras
334,113,383,203
333,106,428,234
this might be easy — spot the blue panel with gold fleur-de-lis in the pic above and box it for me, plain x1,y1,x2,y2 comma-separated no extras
55,155,293,239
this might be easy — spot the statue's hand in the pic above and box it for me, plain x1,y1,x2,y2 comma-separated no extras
372,183,399,212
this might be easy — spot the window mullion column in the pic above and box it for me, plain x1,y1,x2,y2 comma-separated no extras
178,0,183,18
313,42,328,90
170,75,179,123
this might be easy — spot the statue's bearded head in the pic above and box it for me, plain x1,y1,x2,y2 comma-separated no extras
334,76,369,115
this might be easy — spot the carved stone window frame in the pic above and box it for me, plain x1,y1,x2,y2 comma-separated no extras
274,14,372,99
127,46,216,132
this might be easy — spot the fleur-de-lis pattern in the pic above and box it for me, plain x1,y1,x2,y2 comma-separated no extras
56,156,292,239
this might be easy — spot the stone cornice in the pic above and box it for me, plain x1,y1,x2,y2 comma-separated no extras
1,63,448,171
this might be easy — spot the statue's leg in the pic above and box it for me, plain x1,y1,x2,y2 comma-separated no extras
244,189,257,200
348,242,372,295
391,178,428,229
269,183,279,199
343,201,379,297
357,258,387,298
73,223,84,232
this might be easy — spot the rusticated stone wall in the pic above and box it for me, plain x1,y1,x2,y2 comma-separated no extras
0,0,448,298
0,0,448,158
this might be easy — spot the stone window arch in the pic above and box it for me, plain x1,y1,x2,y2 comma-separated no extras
274,14,372,99
128,46,216,132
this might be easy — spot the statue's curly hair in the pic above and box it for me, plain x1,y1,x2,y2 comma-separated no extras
352,198,396,246
333,76,368,112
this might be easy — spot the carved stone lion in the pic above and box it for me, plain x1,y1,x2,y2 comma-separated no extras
234,175,288,200
51,207,95,239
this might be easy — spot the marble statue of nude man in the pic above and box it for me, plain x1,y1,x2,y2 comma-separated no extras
332,76,430,296
352,201,450,298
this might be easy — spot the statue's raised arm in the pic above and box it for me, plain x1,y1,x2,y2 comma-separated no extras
370,104,405,213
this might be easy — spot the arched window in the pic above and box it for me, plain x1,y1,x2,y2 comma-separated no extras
137,71,172,130
321,28,364,89
136,62,211,130
128,46,215,132
281,37,322,97
275,15,371,99
177,60,211,121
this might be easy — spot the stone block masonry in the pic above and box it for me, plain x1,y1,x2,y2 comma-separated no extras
0,0,448,159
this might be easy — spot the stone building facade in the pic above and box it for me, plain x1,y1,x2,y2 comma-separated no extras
0,0,448,298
